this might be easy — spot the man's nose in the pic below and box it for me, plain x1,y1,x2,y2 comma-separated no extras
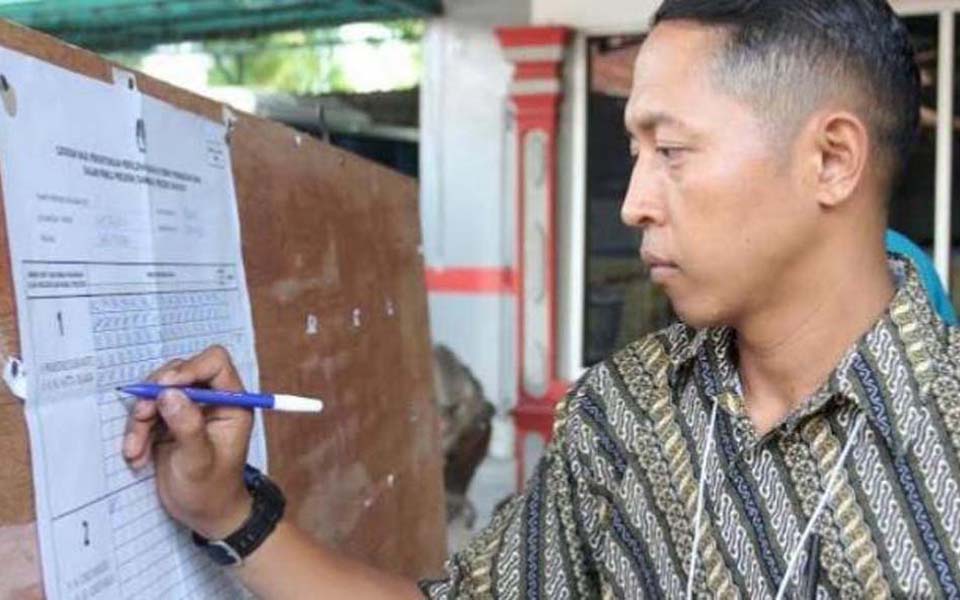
621,165,666,228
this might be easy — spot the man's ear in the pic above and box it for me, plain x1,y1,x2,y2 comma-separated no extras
809,111,870,208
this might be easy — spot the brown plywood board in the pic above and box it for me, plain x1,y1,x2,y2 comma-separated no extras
0,19,446,597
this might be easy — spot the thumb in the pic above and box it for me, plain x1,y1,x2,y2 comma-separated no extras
157,389,214,478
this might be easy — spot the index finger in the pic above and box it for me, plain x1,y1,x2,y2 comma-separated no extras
156,345,244,392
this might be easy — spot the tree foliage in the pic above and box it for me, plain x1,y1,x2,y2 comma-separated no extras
112,20,424,95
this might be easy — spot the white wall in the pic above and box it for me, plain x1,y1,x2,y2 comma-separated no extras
531,0,659,32
420,20,519,457
420,23,514,268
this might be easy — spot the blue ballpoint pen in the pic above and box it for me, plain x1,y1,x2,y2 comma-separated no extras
118,383,324,413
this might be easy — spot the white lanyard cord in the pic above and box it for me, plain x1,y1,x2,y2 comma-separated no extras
685,410,866,600
686,399,720,600
774,414,866,600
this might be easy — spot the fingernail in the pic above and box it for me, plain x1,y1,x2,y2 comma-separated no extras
158,390,183,415
157,371,179,385
134,401,152,418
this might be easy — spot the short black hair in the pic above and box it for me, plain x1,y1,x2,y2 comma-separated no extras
653,0,921,183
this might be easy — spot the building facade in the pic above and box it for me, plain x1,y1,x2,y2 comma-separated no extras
420,0,960,481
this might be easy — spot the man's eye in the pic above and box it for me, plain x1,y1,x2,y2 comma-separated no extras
656,146,686,160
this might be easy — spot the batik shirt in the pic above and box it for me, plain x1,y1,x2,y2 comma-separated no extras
421,260,960,599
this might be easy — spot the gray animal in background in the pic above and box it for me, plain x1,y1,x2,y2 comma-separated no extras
432,345,496,529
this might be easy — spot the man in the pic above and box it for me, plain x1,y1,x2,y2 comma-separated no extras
123,0,960,597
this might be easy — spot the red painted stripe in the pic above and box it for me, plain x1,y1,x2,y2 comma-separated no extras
515,62,562,80
425,267,516,294
496,26,569,48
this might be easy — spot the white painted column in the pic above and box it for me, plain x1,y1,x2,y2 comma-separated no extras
935,10,955,286
559,34,588,378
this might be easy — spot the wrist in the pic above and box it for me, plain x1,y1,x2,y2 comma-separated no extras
192,465,286,567
197,491,253,540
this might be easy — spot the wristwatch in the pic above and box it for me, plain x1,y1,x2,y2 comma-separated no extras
192,464,286,566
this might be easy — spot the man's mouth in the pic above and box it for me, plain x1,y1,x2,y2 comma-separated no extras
641,250,677,268
640,250,680,281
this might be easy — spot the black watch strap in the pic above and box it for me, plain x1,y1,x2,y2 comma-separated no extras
192,465,286,566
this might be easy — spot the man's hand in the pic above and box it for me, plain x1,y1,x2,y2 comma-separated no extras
121,346,422,599
122,345,253,539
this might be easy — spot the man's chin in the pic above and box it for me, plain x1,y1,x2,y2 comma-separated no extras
668,297,728,330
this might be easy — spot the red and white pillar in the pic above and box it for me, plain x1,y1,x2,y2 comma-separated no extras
496,26,570,488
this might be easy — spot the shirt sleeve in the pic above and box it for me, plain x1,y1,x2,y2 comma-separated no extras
419,383,609,599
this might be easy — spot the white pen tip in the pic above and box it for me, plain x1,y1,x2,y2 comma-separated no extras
273,394,324,413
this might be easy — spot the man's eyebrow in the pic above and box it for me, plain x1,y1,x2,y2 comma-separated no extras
625,109,691,134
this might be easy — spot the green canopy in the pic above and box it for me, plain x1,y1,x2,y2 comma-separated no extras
0,0,442,52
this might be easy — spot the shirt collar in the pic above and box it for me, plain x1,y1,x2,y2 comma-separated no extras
666,256,947,456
